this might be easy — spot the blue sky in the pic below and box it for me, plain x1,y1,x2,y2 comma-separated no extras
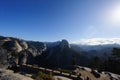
0,0,120,42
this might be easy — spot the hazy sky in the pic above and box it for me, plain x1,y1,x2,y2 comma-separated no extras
0,0,120,42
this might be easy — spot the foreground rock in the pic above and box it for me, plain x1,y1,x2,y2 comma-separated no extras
54,76,72,80
0,68,33,80
73,66,120,80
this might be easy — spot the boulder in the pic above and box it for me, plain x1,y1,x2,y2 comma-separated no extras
91,70,100,78
107,72,120,80
0,69,33,80
81,67,92,72
54,76,72,80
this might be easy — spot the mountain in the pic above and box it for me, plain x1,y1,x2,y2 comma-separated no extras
1,35,120,68
0,36,47,67
71,44,120,58
0,36,120,73
0,36,79,67
0,35,120,80
45,38,120,58
36,39,89,68
0,36,90,69
45,38,120,56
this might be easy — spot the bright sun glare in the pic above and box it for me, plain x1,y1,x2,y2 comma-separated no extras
109,5,120,25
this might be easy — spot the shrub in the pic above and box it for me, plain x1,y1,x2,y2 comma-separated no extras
57,68,72,74
32,71,54,80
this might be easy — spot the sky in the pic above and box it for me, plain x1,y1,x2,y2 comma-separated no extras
0,0,120,42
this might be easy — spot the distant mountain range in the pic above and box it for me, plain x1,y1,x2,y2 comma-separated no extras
0,35,120,69
0,36,120,79
45,38,120,58
70,38,120,58
45,38,120,52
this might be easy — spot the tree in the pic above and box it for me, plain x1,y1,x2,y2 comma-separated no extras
112,48,120,59
90,56,101,69
102,52,109,70
72,54,77,66
108,48,120,74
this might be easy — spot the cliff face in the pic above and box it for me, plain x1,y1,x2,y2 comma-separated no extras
0,36,76,68
0,36,88,69
0,36,47,67
60,39,71,51
2,40,23,52
37,39,89,68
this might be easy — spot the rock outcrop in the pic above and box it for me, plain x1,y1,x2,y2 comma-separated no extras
37,39,90,68
19,41,28,50
0,36,47,67
60,39,71,52
0,69,33,80
2,40,23,52
27,41,47,56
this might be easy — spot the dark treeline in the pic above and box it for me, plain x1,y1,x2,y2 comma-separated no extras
89,47,120,74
